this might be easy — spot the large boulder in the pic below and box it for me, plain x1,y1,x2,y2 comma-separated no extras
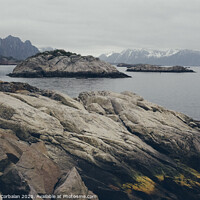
8,50,130,78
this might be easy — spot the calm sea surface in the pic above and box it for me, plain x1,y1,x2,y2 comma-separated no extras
0,65,200,120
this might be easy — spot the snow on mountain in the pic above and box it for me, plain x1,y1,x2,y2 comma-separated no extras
39,47,55,52
99,49,200,66
105,51,116,57
119,49,179,58
145,49,179,58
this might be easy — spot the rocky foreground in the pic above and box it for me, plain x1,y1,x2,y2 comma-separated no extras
8,50,130,78
0,81,200,200
126,64,195,73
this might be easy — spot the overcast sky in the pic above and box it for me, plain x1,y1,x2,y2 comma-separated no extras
1,0,200,56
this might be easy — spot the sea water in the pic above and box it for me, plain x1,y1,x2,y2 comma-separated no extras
0,65,200,120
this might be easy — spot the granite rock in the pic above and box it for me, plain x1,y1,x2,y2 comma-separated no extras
8,50,130,78
0,82,200,200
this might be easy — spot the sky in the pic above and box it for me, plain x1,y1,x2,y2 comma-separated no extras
1,0,200,56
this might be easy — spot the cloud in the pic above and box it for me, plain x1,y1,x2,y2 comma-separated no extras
1,0,200,55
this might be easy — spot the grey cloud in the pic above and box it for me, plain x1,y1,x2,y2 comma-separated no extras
1,0,200,56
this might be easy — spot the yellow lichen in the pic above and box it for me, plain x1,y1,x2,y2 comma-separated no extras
176,162,200,179
174,174,200,188
122,183,133,189
122,176,156,195
174,174,192,188
189,168,200,179
155,175,164,181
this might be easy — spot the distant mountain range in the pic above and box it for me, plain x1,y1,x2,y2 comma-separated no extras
0,35,39,60
99,49,200,66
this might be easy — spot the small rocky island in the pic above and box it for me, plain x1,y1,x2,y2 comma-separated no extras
0,55,20,65
117,63,138,67
125,64,195,72
8,50,130,78
0,81,200,200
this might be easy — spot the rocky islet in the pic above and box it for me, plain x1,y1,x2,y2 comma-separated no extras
125,64,195,73
8,50,130,78
0,55,20,65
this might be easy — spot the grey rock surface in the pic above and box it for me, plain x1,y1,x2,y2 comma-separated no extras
0,81,200,200
8,50,130,78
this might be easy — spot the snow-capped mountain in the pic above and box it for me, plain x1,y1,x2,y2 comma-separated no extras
99,49,200,66
39,46,55,52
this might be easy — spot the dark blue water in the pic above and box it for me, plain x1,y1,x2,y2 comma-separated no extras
0,65,200,120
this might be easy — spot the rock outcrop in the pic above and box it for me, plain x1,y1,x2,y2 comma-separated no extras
0,35,39,60
0,81,200,200
8,50,130,78
126,64,195,72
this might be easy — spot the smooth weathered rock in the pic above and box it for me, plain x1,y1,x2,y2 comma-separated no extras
0,81,200,200
126,64,195,72
8,50,130,78
54,167,98,200
86,103,106,115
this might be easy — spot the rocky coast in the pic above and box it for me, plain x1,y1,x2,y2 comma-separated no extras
0,81,200,200
8,50,130,78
